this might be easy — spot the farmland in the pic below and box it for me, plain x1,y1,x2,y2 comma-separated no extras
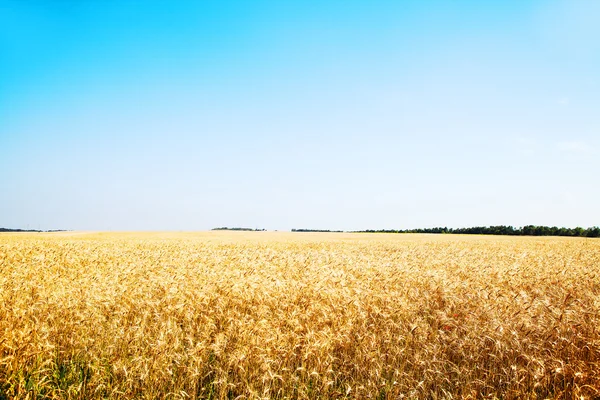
1,232,599,399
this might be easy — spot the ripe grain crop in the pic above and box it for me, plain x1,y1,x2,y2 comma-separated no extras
1,231,599,399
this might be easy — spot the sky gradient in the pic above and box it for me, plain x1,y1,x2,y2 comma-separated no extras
1,0,599,231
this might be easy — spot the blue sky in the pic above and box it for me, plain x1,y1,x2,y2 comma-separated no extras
1,0,599,231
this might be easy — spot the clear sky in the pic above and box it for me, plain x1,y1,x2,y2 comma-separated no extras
1,0,599,231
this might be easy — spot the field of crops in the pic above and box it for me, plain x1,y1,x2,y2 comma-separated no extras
1,232,599,399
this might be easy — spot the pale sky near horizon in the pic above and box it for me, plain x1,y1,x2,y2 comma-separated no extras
1,0,599,231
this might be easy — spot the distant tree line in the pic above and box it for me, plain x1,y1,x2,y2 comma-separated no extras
0,228,41,232
211,227,266,231
0,228,68,233
355,225,600,237
292,229,344,233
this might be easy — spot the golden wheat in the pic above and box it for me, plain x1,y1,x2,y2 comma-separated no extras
1,231,599,399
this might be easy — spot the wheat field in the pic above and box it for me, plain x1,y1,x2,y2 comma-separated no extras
1,231,599,399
